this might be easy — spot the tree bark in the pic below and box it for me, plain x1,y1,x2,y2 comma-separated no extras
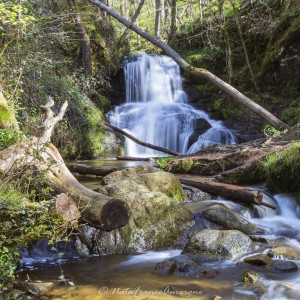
0,101,129,231
87,0,290,131
179,177,276,209
107,123,180,156
117,0,145,48
68,0,93,75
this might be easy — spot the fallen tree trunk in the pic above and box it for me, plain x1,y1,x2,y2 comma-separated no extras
88,0,290,131
0,99,129,231
179,177,276,210
67,163,128,176
107,123,180,156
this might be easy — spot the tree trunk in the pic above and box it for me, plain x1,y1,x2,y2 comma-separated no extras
87,0,290,131
219,0,233,84
155,0,161,37
117,0,145,48
68,0,93,75
235,16,262,97
0,100,129,231
169,0,177,39
179,177,276,209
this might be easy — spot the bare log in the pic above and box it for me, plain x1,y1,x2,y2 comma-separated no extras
179,177,276,210
67,162,128,176
0,100,129,231
116,156,153,161
107,123,180,156
88,0,290,131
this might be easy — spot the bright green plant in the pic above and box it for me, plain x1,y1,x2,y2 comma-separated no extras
263,124,283,138
156,156,174,169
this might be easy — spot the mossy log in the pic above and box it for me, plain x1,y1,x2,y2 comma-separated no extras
165,139,294,185
179,177,276,209
0,99,129,231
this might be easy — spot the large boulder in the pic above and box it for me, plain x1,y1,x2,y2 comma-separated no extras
183,229,252,260
79,167,193,254
201,204,265,235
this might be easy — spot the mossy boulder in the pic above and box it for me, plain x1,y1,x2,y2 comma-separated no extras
78,167,193,254
183,229,252,260
243,270,260,284
201,204,265,235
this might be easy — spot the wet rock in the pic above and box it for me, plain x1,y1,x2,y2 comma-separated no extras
183,229,252,259
244,254,272,265
155,254,200,275
267,246,300,260
155,259,177,274
267,260,299,272
249,236,268,243
181,184,212,202
201,204,265,235
243,270,260,284
32,282,55,296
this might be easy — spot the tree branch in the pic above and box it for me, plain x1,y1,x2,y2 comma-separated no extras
38,97,68,144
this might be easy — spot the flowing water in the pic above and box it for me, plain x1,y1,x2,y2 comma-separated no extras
18,174,300,300
107,53,237,157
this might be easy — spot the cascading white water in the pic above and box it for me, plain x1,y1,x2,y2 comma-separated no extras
107,53,237,157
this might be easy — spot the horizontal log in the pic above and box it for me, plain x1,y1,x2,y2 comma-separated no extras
179,177,276,210
116,156,153,161
67,163,127,176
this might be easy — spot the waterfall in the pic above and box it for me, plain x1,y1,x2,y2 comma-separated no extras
107,53,237,157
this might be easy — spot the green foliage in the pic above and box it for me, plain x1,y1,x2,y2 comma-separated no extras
155,156,174,169
263,124,283,138
0,245,19,283
0,129,22,150
212,98,240,119
263,142,300,192
281,103,300,126
0,180,69,283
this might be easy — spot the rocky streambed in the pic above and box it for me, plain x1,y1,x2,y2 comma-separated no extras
18,164,300,300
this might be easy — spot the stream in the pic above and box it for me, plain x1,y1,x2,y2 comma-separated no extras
18,164,300,300
17,54,300,299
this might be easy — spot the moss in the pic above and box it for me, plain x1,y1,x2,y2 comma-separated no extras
243,270,260,284
263,142,300,192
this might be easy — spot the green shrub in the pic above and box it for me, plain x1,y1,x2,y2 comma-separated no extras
156,156,174,169
0,129,22,150
263,142,300,192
